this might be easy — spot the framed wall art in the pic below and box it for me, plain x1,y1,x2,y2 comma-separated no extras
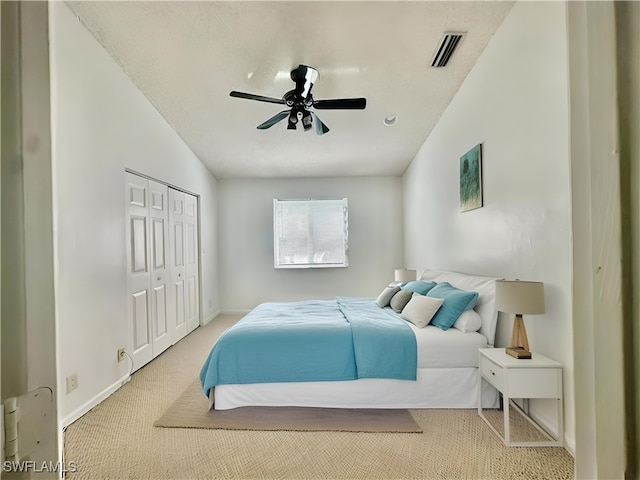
459,143,483,212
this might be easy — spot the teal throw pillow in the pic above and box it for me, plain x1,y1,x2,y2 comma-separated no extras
401,280,437,296
426,282,479,331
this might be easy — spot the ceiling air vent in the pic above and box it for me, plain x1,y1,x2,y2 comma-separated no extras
430,32,465,68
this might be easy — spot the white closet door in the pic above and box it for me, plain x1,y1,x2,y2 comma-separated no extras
148,180,172,358
184,193,200,334
169,189,187,343
126,175,200,370
125,173,153,370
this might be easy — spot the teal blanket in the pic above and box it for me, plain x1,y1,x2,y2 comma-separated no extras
199,297,417,397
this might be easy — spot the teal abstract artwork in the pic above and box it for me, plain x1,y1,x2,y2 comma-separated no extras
459,144,483,212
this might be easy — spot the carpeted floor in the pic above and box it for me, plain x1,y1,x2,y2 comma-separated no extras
63,314,574,479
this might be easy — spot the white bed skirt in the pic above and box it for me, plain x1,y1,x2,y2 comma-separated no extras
211,367,499,410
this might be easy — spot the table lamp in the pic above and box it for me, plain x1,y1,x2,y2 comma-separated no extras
395,269,417,282
494,279,545,359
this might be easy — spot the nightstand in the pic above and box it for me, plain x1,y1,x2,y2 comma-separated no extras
478,348,563,447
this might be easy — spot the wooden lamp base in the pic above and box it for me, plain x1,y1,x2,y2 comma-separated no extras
506,314,532,359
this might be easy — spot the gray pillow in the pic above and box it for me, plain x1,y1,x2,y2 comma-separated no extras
390,289,413,313
376,286,400,307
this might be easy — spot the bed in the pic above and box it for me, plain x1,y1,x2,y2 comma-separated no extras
200,269,500,410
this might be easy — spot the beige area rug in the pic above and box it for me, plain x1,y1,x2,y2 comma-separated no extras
154,379,423,433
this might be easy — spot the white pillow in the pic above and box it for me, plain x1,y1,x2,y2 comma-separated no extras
400,295,444,328
453,309,482,332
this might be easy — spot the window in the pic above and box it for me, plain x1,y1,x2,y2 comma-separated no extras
273,198,348,269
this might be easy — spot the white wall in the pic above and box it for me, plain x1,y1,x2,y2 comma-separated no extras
402,2,574,450
218,177,403,311
49,3,219,425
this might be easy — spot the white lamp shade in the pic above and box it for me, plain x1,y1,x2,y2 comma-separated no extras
495,280,545,315
395,269,417,282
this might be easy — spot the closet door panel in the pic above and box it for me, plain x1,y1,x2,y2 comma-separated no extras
184,193,200,333
169,189,188,342
125,173,152,370
174,224,184,266
174,280,185,332
153,285,168,337
131,290,149,352
148,180,172,357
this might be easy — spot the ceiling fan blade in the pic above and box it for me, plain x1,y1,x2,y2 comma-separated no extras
257,110,290,130
230,91,286,105
313,98,367,110
312,113,330,136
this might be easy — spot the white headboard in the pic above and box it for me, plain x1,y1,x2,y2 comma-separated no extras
419,269,501,346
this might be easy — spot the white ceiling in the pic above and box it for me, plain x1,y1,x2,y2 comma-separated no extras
65,1,514,179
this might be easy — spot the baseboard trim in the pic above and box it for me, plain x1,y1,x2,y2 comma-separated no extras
220,309,251,315
61,373,130,428
201,310,220,326
564,435,575,457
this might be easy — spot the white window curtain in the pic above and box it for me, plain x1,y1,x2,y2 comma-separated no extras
273,198,348,269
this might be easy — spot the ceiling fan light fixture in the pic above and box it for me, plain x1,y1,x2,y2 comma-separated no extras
302,110,313,131
383,115,398,126
293,65,319,99
287,110,298,130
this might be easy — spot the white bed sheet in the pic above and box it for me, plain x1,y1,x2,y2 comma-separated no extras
409,324,488,368
213,367,499,410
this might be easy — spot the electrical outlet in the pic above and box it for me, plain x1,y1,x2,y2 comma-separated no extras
66,373,78,393
117,348,126,362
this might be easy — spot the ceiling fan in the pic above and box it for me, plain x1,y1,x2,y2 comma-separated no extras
230,65,366,136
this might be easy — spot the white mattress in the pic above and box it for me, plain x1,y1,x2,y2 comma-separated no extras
409,323,488,368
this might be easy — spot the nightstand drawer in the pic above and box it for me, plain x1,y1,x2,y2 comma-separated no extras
506,368,561,398
480,355,503,391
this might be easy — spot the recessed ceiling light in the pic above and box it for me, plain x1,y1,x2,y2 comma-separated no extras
383,115,398,126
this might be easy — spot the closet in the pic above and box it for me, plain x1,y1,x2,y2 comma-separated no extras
125,172,200,371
